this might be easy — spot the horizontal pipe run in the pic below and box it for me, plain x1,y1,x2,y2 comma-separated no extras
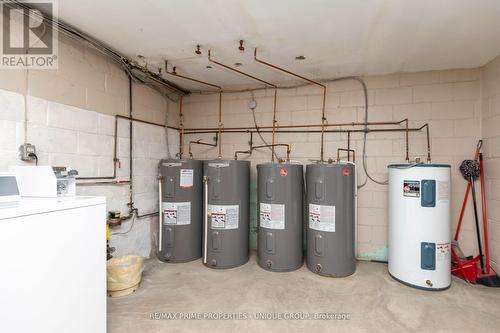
137,211,159,219
183,119,408,132
77,180,131,186
185,127,427,134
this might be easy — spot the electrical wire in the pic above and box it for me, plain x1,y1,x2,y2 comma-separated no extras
249,90,280,161
28,153,38,166
111,211,137,236
10,1,185,102
354,77,389,188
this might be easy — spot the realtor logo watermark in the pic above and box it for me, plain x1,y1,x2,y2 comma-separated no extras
0,0,58,69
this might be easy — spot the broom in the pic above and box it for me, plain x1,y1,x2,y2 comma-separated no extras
459,160,484,272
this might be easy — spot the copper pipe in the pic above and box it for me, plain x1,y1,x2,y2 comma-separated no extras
178,96,184,158
218,90,222,158
164,64,223,158
233,132,254,160
416,123,432,162
252,144,290,162
208,49,278,161
254,48,327,161
189,133,218,158
164,66,222,91
77,114,180,181
234,149,252,160
184,119,408,132
78,180,130,186
347,132,351,154
234,143,291,162
186,127,427,135
337,148,355,163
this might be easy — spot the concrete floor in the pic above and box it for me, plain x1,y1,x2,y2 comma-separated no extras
108,253,500,332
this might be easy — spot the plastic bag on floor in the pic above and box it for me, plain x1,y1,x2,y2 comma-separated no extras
107,255,144,292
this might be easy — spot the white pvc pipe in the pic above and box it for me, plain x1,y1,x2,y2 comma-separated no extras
158,179,162,253
203,176,209,264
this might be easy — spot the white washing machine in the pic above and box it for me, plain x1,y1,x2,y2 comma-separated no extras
0,196,106,333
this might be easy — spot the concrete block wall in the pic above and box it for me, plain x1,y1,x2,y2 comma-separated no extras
481,56,500,274
0,32,180,257
182,69,482,259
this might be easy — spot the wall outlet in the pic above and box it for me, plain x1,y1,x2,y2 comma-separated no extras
19,143,37,161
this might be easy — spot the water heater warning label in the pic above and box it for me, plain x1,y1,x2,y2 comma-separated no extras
259,203,285,229
309,204,336,232
436,242,450,261
179,169,193,188
208,204,239,230
162,202,191,225
403,180,420,197
438,181,450,202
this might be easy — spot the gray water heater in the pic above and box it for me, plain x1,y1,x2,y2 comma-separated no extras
158,159,203,262
203,160,250,268
306,163,356,277
257,163,303,271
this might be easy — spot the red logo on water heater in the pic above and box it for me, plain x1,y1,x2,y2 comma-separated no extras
280,168,288,177
342,168,350,177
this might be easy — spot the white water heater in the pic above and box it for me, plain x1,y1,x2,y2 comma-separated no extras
388,164,451,290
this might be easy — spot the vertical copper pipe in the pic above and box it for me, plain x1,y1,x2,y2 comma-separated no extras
218,90,222,158
178,96,184,158
271,87,278,162
347,131,351,156
254,48,327,161
209,49,278,162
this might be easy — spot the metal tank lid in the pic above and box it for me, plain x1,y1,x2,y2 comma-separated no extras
257,162,302,167
307,162,354,167
387,163,451,168
204,159,250,165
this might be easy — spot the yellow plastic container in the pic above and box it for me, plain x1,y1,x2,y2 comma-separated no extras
107,255,144,297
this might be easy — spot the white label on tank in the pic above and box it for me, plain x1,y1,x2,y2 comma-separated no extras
208,162,229,168
436,242,450,261
179,169,193,188
438,181,450,202
259,203,285,230
403,180,420,197
162,202,191,225
309,204,335,232
208,204,239,229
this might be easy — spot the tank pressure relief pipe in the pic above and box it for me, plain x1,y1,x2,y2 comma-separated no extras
203,175,209,264
158,176,163,254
